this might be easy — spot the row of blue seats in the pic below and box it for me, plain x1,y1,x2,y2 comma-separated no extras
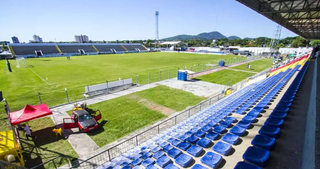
97,66,296,169
235,61,310,169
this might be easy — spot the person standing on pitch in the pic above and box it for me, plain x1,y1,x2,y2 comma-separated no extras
23,124,35,140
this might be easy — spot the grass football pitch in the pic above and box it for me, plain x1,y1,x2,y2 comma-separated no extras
194,58,273,85
0,52,244,114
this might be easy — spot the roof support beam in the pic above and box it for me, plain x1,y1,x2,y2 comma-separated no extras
236,0,320,39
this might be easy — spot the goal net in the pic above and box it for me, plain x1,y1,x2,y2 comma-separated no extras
16,57,28,68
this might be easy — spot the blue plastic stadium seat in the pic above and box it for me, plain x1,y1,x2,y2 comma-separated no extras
242,115,256,122
146,165,158,169
230,126,246,136
113,165,122,169
222,133,240,145
259,125,280,138
156,155,172,168
270,111,287,119
213,118,222,123
151,146,161,153
252,107,264,113
205,132,220,140
192,126,202,132
277,102,292,107
274,106,290,113
225,117,237,123
140,149,149,155
168,138,175,143
212,141,232,155
163,144,174,153
265,117,284,128
187,135,200,144
197,138,212,148
235,109,246,115
179,134,189,142
280,98,294,103
171,139,182,146
153,151,165,159
282,95,295,99
103,163,112,169
201,125,212,132
213,125,226,133
195,130,206,137
243,146,270,167
142,152,153,159
236,120,252,129
234,162,262,169
164,164,179,169
175,154,193,168
160,142,169,148
142,158,155,167
132,154,142,160
131,158,142,166
177,142,191,151
247,111,260,117
251,135,276,150
186,131,194,136
208,121,217,127
200,152,222,168
132,166,143,169
168,148,182,159
122,165,131,169
198,123,207,128
187,145,204,157
220,121,232,128
191,164,208,169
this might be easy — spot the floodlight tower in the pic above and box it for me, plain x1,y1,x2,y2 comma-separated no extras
269,25,282,53
155,11,159,47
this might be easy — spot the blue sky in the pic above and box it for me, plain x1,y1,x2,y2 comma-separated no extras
1,0,297,43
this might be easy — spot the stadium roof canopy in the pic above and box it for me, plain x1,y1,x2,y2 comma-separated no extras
160,41,184,45
236,0,320,39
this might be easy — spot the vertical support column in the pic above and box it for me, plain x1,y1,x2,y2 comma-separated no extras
38,92,42,104
65,88,69,103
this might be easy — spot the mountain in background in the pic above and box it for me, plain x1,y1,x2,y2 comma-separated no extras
162,31,227,41
227,36,241,40
244,37,255,40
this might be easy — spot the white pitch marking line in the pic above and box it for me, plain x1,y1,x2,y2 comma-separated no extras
27,67,51,85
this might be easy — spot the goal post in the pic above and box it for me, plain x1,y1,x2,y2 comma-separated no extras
16,57,28,68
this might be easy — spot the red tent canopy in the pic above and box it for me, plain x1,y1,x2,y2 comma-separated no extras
9,104,52,126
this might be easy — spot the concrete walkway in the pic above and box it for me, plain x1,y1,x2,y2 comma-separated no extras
157,79,225,97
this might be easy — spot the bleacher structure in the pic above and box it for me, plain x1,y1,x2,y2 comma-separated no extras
89,55,310,169
7,43,148,58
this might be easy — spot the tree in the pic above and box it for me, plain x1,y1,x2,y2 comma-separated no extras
144,39,154,47
310,40,320,47
291,36,310,48
1,44,8,51
277,43,284,48
280,36,296,47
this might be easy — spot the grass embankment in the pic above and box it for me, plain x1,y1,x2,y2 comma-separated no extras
194,69,255,86
232,58,273,72
194,58,273,86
